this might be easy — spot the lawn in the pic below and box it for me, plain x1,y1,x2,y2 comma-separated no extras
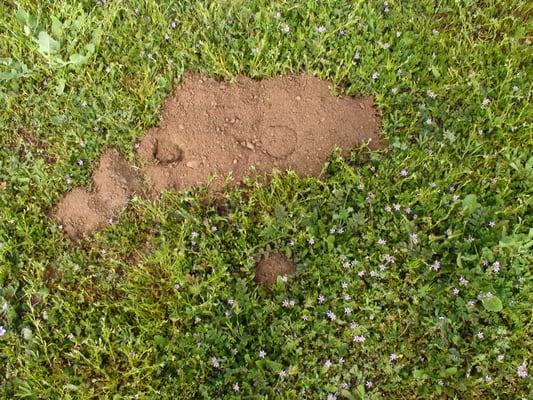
0,0,532,399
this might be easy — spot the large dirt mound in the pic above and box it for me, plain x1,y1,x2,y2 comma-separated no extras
54,73,383,239
138,73,381,194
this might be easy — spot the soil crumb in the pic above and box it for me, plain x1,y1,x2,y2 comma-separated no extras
54,73,383,239
255,252,296,286
54,149,140,239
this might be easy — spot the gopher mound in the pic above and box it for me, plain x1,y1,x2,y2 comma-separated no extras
54,149,140,239
54,73,383,239
255,253,296,286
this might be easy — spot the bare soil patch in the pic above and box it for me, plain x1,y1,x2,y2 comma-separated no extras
255,252,296,286
54,73,383,239
54,149,141,239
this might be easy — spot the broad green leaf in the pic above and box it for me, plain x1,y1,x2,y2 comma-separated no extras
15,9,29,26
51,16,63,38
462,194,480,215
38,31,60,54
483,296,503,312
69,53,88,65
56,79,65,95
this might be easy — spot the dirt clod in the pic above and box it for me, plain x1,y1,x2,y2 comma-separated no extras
54,73,383,239
255,252,296,286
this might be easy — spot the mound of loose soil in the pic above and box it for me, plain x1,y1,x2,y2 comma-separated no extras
137,73,381,194
255,252,296,286
53,149,140,239
54,73,383,239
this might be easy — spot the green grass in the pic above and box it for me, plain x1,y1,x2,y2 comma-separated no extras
0,0,532,398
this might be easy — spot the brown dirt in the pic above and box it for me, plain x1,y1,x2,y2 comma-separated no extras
255,252,296,286
54,73,383,239
53,149,141,239
137,73,381,194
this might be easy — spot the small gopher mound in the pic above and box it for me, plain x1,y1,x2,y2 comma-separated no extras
54,73,383,239
53,149,141,239
255,253,296,286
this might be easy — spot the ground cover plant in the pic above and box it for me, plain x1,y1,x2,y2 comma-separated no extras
0,0,531,399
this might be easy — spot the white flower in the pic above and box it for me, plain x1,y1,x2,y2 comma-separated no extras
482,97,491,106
427,90,436,98
410,233,419,244
0,326,6,336
317,26,326,33
344,307,352,315
459,276,469,286
452,288,460,296
211,356,220,368
389,353,398,362
371,71,379,80
233,383,240,392
259,350,266,358
476,331,484,340
324,358,332,367
279,370,287,378
517,362,528,378
280,23,290,33
326,310,336,321
491,261,500,273
318,295,326,304
432,259,441,271
353,335,366,343
497,354,504,362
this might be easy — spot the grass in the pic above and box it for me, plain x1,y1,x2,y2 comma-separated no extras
0,0,532,398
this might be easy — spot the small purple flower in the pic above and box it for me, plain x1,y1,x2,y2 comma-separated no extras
0,326,5,336
517,362,528,378
365,380,373,388
318,295,325,304
410,233,419,244
353,335,366,343
400,169,408,177
326,310,336,321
